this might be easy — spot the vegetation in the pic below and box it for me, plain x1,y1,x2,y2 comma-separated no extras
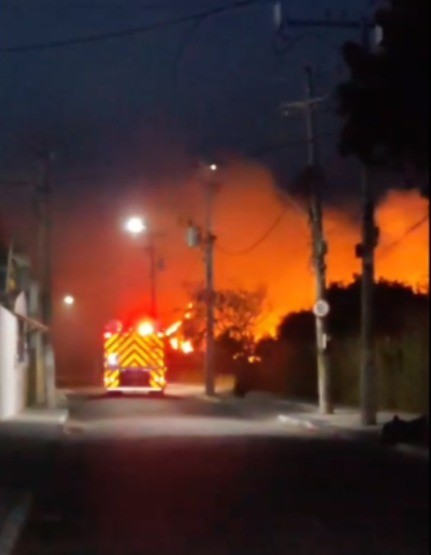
183,285,266,357
337,0,429,179
234,279,429,413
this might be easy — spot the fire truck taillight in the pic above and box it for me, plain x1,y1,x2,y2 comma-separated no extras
137,321,154,337
107,353,119,366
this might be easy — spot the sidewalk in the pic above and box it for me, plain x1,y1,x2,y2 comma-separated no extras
276,402,429,458
0,405,67,435
0,490,32,555
10,407,68,424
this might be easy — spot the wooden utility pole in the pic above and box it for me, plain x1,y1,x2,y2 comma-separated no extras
358,22,379,426
203,166,218,397
185,163,219,397
304,67,332,415
36,151,53,326
357,168,378,425
282,67,332,414
36,150,56,408
277,11,379,424
146,233,158,320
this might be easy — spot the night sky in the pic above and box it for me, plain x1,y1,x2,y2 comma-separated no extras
0,0,374,188
4,0,407,384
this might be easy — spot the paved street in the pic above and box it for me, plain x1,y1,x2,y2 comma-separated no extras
1,393,428,555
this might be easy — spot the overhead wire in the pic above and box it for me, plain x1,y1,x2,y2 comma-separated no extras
39,1,230,10
217,207,288,256
0,0,262,54
216,127,342,258
250,130,339,158
2,0,258,10
377,212,429,261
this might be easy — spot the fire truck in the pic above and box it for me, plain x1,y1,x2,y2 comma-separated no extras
103,318,167,394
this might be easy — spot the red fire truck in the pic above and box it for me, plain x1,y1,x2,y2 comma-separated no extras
103,318,167,393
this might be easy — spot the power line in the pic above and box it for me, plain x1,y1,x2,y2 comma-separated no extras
216,128,341,257
0,0,260,54
250,130,339,158
217,208,287,256
172,16,208,98
2,0,251,10
273,31,340,56
40,1,218,10
378,212,429,260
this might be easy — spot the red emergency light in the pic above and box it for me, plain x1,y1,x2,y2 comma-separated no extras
104,319,123,337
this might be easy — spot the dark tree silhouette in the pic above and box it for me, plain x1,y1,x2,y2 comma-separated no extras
337,0,429,193
278,279,429,341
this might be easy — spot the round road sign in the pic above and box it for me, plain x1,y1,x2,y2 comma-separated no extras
313,300,330,318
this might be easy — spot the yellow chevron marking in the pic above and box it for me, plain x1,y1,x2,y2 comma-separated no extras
104,332,166,369
104,330,168,391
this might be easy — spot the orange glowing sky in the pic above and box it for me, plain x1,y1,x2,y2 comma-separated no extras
47,158,428,381
130,160,429,337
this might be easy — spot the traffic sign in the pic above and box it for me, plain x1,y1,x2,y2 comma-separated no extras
313,300,330,318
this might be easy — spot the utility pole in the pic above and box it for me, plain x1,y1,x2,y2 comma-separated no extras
185,163,219,397
304,66,332,415
36,150,56,408
203,166,217,397
357,21,379,426
277,10,379,423
146,233,158,320
356,166,378,425
36,151,54,326
126,217,165,322
283,67,332,414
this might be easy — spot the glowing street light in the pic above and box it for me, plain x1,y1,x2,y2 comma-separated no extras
125,216,146,235
63,295,75,306
137,320,155,337
123,215,159,317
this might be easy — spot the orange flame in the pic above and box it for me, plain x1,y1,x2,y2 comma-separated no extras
170,338,180,350
52,158,429,383
181,340,194,354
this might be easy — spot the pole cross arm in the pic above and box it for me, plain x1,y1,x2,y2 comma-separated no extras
281,96,327,116
13,312,49,333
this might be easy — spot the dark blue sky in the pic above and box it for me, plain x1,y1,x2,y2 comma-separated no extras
0,0,373,191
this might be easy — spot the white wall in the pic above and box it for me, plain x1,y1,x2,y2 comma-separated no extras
0,294,28,419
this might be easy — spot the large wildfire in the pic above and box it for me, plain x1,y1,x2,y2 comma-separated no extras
47,158,428,382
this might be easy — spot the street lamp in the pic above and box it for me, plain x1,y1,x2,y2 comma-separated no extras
63,295,75,306
124,215,162,319
124,216,146,236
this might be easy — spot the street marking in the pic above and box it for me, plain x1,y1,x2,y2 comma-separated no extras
0,493,32,555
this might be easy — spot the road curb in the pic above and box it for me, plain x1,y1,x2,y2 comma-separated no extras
277,414,319,430
195,395,224,404
12,408,69,425
277,413,429,458
0,493,32,555
395,443,429,460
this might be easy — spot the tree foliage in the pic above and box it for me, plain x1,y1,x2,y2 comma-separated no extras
337,0,429,185
277,278,429,341
250,280,429,411
183,286,266,353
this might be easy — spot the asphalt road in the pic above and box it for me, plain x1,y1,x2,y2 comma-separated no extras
1,394,429,555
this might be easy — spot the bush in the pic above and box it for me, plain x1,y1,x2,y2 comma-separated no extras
255,280,429,412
